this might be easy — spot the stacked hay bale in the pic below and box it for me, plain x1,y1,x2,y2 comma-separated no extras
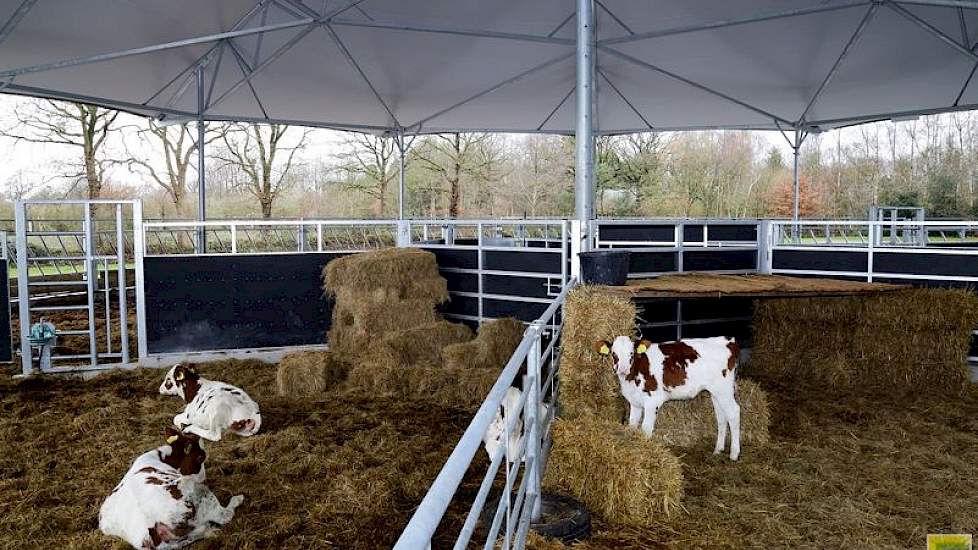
751,288,978,396
276,350,351,398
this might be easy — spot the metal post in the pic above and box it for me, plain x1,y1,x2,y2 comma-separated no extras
791,128,801,241
526,321,543,521
116,204,129,364
397,133,406,220
575,0,595,251
196,65,207,254
133,200,148,362
14,201,31,375
83,204,97,366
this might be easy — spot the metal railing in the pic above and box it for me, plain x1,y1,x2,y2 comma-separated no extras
394,279,572,550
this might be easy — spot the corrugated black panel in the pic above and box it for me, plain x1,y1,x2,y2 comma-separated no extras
684,249,757,271
681,298,754,320
682,320,751,340
636,299,678,323
0,260,10,362
442,271,478,293
144,253,344,354
684,225,705,242
598,224,674,242
425,248,478,269
875,251,978,277
484,250,561,274
630,251,677,273
484,274,556,299
484,299,548,321
708,224,758,241
440,294,479,317
772,250,868,272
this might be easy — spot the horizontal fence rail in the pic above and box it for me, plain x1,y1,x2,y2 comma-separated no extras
395,279,571,550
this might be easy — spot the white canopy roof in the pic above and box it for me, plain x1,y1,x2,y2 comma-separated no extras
2,0,978,134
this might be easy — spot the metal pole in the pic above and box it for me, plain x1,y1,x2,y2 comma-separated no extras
14,201,31,375
526,321,543,521
575,0,595,251
398,134,406,220
791,128,801,241
196,65,207,254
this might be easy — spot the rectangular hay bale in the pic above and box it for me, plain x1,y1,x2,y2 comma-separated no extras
276,350,350,397
544,418,683,527
652,379,770,448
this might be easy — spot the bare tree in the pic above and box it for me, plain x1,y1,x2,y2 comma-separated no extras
1,99,120,202
334,134,397,217
216,123,309,219
412,133,493,218
124,122,223,218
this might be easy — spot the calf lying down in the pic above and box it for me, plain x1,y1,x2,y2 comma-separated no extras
483,387,551,461
99,428,243,549
160,363,261,441
596,335,742,460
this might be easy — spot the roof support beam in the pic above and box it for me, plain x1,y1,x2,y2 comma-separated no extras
598,45,793,126
959,7,970,45
889,1,978,60
226,40,270,118
600,1,870,46
328,18,575,46
0,17,315,79
598,69,653,129
407,52,574,131
205,25,315,114
323,24,401,128
798,4,879,123
894,0,978,8
0,0,37,48
536,86,575,131
595,0,634,35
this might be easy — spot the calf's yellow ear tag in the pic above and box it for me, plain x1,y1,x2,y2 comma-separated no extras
166,435,179,445
175,371,184,381
636,343,648,354
599,344,610,355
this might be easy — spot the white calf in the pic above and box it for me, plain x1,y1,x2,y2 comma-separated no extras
595,335,742,460
483,387,550,461
160,363,261,442
99,428,244,549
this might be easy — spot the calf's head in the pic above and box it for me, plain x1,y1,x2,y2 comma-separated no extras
159,363,200,401
594,336,651,376
161,427,207,476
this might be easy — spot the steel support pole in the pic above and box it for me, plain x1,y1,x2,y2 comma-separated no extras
575,0,595,251
398,134,406,220
196,66,207,253
791,128,801,241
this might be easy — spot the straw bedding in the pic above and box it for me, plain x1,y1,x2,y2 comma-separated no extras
751,288,978,395
652,379,770,448
544,419,684,527
0,360,490,549
348,360,502,408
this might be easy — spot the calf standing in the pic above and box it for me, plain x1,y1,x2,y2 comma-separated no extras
595,336,742,460
159,363,261,441
99,428,244,549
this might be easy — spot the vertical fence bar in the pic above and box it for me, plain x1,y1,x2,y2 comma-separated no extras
675,222,684,273
103,257,112,356
477,223,484,325
83,205,97,366
117,204,129,364
133,201,148,362
15,201,31,375
526,321,543,521
230,224,238,254
316,223,323,252
867,222,875,283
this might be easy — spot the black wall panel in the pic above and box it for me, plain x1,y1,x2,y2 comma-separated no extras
483,274,556,299
441,271,478,293
484,250,561,273
598,224,674,243
439,295,479,317
874,251,978,277
425,248,478,269
706,224,758,242
484,298,548,320
684,249,757,271
630,251,677,273
144,254,344,354
772,250,868,272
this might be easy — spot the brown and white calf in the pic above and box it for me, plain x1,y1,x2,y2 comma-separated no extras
99,428,244,549
159,363,261,442
595,336,742,460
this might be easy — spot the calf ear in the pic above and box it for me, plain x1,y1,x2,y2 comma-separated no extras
593,340,612,356
635,339,652,354
164,426,179,443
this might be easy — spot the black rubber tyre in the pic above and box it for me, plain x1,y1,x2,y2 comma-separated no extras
481,493,591,544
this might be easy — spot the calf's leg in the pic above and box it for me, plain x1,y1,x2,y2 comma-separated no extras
627,405,642,428
640,402,659,437
716,391,741,461
710,393,728,455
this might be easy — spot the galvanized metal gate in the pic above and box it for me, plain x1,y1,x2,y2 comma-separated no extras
14,200,143,374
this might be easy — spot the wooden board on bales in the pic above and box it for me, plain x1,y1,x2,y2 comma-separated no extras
597,272,903,299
